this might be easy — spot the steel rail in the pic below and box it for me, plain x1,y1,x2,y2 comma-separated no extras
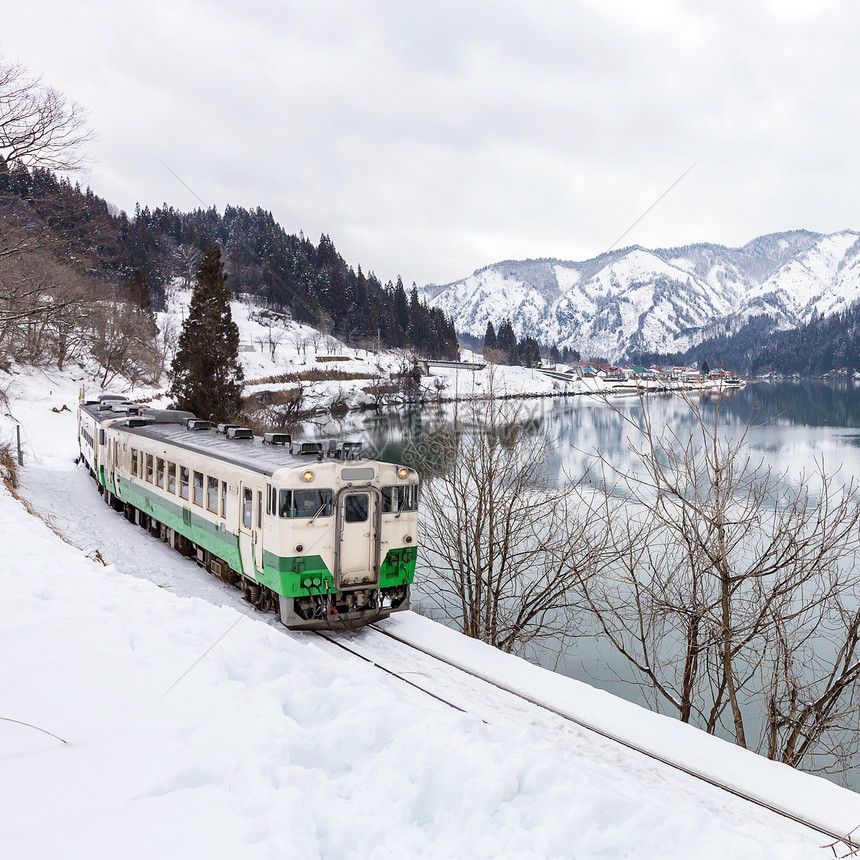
368,624,858,852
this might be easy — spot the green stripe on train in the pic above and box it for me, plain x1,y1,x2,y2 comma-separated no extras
113,478,415,598
116,477,243,572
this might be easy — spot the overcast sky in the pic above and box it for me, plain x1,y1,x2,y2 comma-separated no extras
4,0,859,287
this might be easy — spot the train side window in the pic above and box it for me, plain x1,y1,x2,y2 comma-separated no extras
242,487,253,528
381,485,419,513
179,466,190,500
206,476,219,513
221,481,227,518
156,458,165,489
193,471,204,506
146,454,154,483
257,491,262,528
131,449,138,477
167,462,176,494
266,483,272,515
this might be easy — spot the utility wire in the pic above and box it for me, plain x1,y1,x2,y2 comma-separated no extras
605,160,699,254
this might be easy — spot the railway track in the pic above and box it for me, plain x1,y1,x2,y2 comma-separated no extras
316,624,858,854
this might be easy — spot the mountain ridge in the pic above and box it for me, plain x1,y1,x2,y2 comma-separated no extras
424,229,860,359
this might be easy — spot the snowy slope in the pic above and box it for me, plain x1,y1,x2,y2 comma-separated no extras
1,367,859,857
425,230,860,358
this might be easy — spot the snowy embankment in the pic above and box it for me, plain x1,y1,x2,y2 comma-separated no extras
1,366,857,858
155,286,593,411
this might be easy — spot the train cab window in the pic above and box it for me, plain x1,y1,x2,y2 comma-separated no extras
167,462,176,494
146,454,154,483
179,466,189,500
242,487,253,528
131,449,138,477
381,485,419,514
221,481,227,518
278,488,333,519
344,493,369,523
193,471,204,506
156,458,165,489
207,476,219,513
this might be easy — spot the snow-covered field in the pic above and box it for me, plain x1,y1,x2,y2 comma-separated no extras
2,365,859,858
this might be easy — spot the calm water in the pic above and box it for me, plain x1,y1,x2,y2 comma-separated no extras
313,380,860,782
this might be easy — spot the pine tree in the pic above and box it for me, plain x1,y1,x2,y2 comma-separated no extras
170,242,244,422
496,319,518,365
484,321,497,351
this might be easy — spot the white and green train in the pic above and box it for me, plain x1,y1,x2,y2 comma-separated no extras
78,394,418,629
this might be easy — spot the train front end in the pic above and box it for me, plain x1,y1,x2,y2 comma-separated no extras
261,456,419,630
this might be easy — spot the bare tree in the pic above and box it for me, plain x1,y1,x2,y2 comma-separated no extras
0,56,92,172
175,244,201,289
0,239,94,366
407,387,600,654
575,391,860,778
291,328,309,360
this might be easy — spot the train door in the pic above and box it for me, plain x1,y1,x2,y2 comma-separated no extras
238,483,264,578
335,489,380,588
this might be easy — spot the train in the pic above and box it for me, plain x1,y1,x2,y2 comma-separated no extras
77,393,418,629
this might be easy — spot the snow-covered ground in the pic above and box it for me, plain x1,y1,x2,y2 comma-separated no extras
2,366,859,857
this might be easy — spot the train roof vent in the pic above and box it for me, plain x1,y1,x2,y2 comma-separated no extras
226,427,253,440
98,393,127,402
297,442,323,455
263,432,291,445
186,419,212,431
126,418,154,428
341,441,363,460
147,409,194,425
217,423,240,434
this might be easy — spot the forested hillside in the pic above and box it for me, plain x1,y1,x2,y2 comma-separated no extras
630,304,860,376
0,162,459,370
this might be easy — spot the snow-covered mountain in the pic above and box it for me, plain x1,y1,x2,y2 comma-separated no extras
423,230,860,358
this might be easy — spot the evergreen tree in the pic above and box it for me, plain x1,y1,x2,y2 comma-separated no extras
170,242,244,422
484,321,497,350
496,319,519,365
549,344,561,364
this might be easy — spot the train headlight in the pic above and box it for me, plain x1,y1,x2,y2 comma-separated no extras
302,470,314,482
398,467,409,479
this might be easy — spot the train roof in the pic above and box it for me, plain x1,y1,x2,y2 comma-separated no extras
79,401,384,478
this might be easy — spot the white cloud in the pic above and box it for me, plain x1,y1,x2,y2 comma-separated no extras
3,0,860,286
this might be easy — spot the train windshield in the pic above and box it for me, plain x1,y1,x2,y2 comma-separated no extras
278,488,333,518
381,485,419,513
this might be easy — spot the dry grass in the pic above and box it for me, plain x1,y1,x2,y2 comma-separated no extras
246,369,369,385
0,441,18,491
